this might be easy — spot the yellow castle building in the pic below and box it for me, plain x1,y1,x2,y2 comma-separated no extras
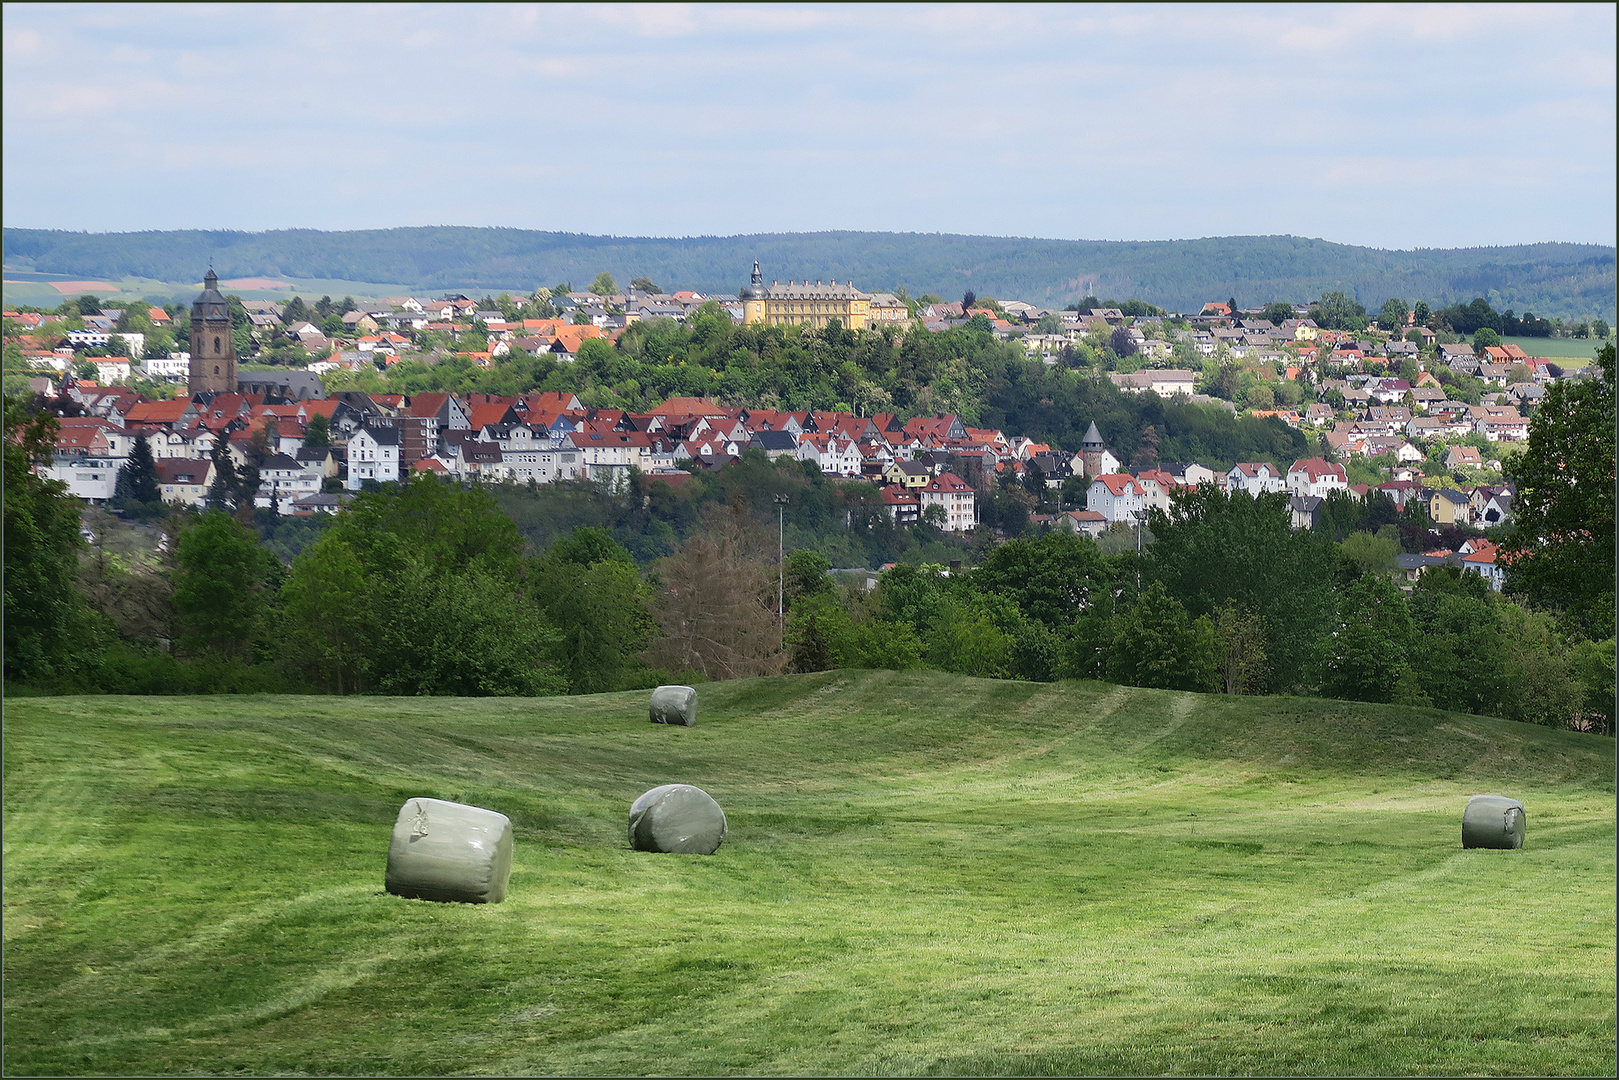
741,260,872,330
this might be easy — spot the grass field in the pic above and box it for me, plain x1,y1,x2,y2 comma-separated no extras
1501,336,1608,362
3,672,1614,1076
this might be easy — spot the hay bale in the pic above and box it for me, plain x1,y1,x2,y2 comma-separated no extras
628,784,726,854
1462,794,1526,850
650,684,698,727
385,798,514,903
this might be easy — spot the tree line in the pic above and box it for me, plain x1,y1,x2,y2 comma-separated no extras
5,227,1613,322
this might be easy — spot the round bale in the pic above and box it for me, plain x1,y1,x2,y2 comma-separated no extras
385,797,514,903
650,684,698,727
628,784,726,854
1461,794,1526,850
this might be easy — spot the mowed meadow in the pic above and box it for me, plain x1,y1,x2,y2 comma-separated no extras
3,672,1614,1076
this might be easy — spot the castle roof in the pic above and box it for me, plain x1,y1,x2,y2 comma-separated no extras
763,279,868,301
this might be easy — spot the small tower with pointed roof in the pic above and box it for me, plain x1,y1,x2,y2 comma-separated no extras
741,260,766,327
189,269,237,395
1079,420,1118,478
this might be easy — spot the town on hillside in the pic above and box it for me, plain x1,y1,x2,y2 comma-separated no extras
8,263,1606,586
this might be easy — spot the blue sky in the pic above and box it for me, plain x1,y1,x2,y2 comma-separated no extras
4,2,1614,249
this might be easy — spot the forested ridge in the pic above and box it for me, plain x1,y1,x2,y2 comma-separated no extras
5,227,1613,320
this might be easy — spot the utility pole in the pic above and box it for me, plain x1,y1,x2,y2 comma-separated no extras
774,493,789,628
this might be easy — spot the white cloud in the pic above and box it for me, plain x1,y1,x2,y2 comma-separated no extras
2,2,1612,246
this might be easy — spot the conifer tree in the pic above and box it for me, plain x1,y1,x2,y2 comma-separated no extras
115,433,161,511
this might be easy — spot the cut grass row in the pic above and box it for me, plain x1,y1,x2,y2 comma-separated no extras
3,672,1613,1075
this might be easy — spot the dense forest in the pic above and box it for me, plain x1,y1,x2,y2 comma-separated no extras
5,227,1613,321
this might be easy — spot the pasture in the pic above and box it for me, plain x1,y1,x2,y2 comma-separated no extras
3,672,1614,1075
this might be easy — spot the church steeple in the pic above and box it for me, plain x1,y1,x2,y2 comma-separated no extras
189,268,237,396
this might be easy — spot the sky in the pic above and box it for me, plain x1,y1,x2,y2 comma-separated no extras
3,2,1615,250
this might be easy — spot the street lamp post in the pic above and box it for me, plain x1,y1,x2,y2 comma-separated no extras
774,493,789,627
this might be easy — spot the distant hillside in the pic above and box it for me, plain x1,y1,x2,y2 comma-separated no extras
4,226,1613,320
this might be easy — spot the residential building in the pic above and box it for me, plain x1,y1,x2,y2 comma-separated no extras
1086,473,1146,524
1226,462,1284,496
1287,457,1348,498
918,471,976,532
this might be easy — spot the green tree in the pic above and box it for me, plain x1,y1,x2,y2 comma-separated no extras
1410,569,1508,716
1318,573,1417,703
2,398,100,682
1261,302,1295,325
1147,488,1336,692
589,272,618,296
1502,342,1616,639
281,535,370,693
1472,327,1502,350
1314,291,1368,332
1376,297,1409,333
971,531,1114,629
629,277,660,294
113,433,162,515
1213,603,1268,695
1338,528,1399,578
284,475,563,695
784,548,833,607
304,411,331,450
532,527,655,693
1496,602,1597,729
172,511,276,660
1105,581,1216,692
925,593,1013,678
368,555,563,696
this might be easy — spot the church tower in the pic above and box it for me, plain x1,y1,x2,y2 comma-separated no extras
741,260,767,327
189,269,237,395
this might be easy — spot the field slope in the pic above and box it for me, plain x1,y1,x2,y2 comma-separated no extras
3,672,1614,1076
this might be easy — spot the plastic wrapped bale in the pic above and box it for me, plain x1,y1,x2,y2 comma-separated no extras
628,784,726,854
1462,794,1526,850
650,684,698,727
386,798,514,903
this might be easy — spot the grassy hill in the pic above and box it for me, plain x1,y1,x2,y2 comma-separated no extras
4,672,1614,1076
5,227,1614,321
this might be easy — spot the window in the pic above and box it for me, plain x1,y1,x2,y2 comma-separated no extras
214,336,221,353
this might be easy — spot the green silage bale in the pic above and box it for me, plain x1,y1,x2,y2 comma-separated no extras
385,798,514,903
1462,794,1526,850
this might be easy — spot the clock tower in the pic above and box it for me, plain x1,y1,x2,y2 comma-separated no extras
189,269,237,395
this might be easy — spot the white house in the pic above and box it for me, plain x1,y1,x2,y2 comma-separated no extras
35,455,127,502
1086,473,1146,524
918,471,976,532
1226,462,1284,496
797,433,865,477
1286,457,1349,498
347,424,402,489
143,353,190,380
255,453,324,512
1108,369,1197,396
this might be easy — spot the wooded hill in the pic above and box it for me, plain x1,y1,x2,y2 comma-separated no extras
5,227,1613,321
